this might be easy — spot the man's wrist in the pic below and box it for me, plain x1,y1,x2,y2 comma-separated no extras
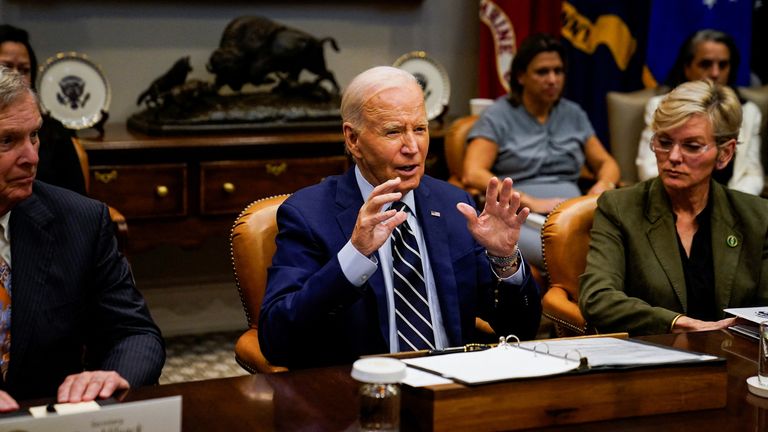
486,246,520,275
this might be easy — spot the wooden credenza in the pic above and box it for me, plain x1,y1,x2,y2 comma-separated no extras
79,124,447,252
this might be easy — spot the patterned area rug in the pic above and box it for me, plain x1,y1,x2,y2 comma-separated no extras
160,330,249,384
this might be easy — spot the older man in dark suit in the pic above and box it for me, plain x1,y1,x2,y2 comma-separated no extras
259,66,541,368
0,68,164,411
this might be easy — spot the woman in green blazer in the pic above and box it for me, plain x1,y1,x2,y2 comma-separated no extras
579,80,768,336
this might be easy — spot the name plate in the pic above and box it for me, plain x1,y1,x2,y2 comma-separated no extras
0,396,181,431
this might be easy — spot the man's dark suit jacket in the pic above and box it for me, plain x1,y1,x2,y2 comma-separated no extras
259,169,541,368
2,181,165,400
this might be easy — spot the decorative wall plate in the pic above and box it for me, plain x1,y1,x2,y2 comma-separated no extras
393,51,450,121
36,52,110,129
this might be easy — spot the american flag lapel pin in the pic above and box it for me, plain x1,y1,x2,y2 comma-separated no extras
430,210,441,217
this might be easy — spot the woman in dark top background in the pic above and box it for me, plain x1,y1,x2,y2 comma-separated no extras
0,24,86,195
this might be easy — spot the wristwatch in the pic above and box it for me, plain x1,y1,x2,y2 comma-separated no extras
486,247,520,274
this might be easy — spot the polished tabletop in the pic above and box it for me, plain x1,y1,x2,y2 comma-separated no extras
123,330,763,431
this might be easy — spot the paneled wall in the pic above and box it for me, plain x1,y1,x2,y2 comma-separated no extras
2,0,480,123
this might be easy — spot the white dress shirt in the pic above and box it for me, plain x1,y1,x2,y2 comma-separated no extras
338,166,524,352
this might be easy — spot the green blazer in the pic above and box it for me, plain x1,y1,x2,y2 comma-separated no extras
579,178,768,335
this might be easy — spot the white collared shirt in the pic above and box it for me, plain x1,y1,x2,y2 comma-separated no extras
0,212,10,267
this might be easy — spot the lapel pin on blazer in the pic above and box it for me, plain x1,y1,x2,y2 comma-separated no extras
430,210,441,217
726,235,738,248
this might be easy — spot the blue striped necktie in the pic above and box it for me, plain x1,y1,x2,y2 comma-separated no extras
390,201,435,351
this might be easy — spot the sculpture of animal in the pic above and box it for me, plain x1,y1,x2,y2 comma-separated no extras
137,56,193,106
207,16,340,94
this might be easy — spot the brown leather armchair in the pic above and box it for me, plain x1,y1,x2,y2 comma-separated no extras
230,194,290,374
541,194,599,337
72,137,128,250
444,115,480,191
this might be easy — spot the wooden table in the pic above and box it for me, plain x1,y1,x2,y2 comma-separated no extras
119,330,762,431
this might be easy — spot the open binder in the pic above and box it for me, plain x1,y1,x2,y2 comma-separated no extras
403,335,721,386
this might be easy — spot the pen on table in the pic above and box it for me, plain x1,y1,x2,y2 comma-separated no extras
427,347,466,356
427,344,491,356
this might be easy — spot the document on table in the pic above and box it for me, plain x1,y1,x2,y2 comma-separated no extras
724,306,768,325
401,336,720,386
519,337,718,368
403,344,582,385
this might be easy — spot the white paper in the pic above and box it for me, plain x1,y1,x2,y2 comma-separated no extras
519,337,717,367
29,401,100,418
403,346,580,385
724,306,768,324
525,212,546,230
2,396,182,431
402,367,453,387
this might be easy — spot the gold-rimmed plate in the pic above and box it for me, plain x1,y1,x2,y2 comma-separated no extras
36,52,110,129
393,51,450,121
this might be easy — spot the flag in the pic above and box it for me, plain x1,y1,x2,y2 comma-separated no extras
478,0,562,99
753,0,768,85
646,0,753,87
561,0,651,148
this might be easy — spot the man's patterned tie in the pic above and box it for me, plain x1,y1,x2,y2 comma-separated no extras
0,255,11,381
390,202,435,351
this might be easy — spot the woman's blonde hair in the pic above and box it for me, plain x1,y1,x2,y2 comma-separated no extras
652,79,742,144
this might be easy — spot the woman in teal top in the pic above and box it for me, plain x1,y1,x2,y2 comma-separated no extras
464,34,620,269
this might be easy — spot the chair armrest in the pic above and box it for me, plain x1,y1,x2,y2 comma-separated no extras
108,206,128,252
235,329,289,374
541,286,588,336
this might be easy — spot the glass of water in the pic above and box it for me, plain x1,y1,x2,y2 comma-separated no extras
759,322,768,386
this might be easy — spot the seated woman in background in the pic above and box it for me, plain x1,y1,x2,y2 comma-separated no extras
580,80,768,336
464,33,620,269
0,24,86,195
636,29,763,196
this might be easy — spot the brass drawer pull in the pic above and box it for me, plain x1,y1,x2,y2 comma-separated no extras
94,170,118,184
222,182,236,194
156,185,169,198
266,162,287,176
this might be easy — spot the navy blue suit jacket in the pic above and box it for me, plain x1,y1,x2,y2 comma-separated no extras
2,182,165,400
259,170,541,368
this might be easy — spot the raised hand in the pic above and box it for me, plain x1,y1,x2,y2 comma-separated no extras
350,177,409,256
456,177,529,257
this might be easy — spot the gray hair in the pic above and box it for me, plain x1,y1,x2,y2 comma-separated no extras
0,66,37,110
340,66,422,131
652,79,741,144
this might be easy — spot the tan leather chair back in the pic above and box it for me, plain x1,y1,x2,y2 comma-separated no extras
606,88,659,185
541,194,599,336
739,85,768,121
230,194,290,373
739,85,768,184
444,115,479,188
